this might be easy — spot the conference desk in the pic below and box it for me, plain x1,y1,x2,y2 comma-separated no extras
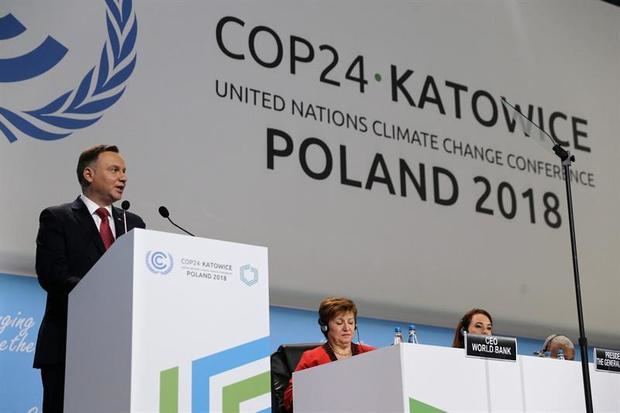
294,343,619,412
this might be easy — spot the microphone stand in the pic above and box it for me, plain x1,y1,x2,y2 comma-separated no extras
165,216,195,237
158,206,195,236
503,98,593,413
554,145,593,413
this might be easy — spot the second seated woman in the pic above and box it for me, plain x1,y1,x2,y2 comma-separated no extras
452,308,493,348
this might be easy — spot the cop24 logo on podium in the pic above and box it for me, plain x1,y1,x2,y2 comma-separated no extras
0,0,137,143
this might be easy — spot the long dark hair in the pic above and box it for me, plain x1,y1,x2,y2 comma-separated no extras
451,308,493,348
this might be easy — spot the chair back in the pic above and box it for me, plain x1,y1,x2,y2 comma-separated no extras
270,342,322,413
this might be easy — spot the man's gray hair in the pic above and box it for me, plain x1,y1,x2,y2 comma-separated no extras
546,334,574,349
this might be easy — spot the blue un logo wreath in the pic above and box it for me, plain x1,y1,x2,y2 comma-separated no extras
0,0,137,143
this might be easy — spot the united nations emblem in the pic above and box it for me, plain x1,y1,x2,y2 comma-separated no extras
0,0,137,143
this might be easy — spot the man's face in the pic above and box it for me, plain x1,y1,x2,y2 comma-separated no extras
83,151,127,206
548,341,575,360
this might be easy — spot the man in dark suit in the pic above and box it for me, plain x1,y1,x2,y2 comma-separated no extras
34,144,146,412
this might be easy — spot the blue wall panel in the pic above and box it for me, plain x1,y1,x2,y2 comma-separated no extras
0,273,575,412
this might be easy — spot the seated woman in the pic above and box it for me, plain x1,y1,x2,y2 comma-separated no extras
283,297,375,412
452,308,493,348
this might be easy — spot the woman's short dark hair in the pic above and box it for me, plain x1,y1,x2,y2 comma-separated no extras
451,308,493,348
76,145,119,188
318,297,357,336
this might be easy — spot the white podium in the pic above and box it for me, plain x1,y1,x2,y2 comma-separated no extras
294,343,620,412
65,229,271,413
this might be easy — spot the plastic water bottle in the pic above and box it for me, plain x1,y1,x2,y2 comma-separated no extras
557,349,565,360
393,327,403,345
407,324,418,344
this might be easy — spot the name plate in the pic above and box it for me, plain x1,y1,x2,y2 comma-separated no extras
465,334,517,361
595,348,620,373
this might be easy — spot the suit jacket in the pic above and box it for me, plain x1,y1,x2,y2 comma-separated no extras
33,196,146,368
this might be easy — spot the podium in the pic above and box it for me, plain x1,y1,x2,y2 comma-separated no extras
294,343,620,412
64,229,271,413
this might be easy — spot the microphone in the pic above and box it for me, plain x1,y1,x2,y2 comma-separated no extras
121,200,130,234
158,206,195,236
355,325,365,354
534,334,557,357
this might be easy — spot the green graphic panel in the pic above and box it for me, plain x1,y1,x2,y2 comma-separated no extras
160,367,179,413
409,397,445,413
222,371,271,413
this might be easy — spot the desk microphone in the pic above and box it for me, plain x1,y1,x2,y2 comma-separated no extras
356,326,365,354
121,200,130,234
158,206,195,236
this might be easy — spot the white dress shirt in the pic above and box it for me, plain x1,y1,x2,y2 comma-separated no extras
80,194,117,239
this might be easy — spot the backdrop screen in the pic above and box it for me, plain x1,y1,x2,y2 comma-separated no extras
1,0,619,346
